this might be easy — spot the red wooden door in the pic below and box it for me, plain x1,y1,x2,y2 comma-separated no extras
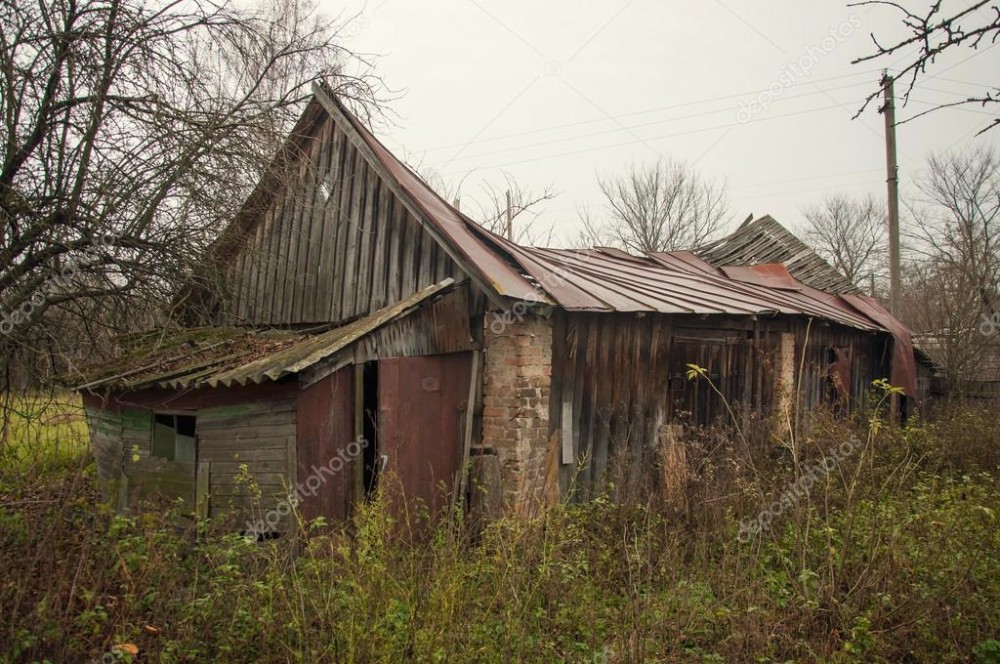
296,367,354,523
378,353,473,519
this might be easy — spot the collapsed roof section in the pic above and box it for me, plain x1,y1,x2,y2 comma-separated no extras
697,215,862,294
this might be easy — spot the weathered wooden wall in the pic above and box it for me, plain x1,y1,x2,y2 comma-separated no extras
83,384,300,530
83,400,195,509
198,399,297,529
549,311,892,498
224,110,462,327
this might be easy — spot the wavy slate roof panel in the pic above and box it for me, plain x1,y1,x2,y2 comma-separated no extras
79,280,455,392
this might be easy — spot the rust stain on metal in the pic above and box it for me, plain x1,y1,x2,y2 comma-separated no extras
378,353,473,519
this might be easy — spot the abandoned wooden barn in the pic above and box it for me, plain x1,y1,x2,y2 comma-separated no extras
78,86,919,524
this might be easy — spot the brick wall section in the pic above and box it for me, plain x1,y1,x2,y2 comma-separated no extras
481,313,553,515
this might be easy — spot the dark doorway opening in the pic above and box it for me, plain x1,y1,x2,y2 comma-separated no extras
362,360,380,500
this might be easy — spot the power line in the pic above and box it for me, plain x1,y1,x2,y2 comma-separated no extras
429,82,874,165
413,69,885,154
438,100,862,175
731,168,884,190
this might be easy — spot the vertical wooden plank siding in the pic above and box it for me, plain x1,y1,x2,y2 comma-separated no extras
549,311,893,500
224,112,462,327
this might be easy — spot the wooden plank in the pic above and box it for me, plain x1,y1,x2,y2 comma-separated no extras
330,141,357,320
386,197,403,305
208,485,287,498
208,459,292,474
400,212,417,296
196,461,210,520
580,316,599,490
290,128,321,322
570,318,588,497
626,318,645,493
279,138,305,324
341,155,365,318
235,240,251,321
198,427,296,443
324,125,348,321
197,447,289,465
418,222,434,288
259,198,282,323
244,208,264,320
314,123,342,322
355,162,377,316
287,123,319,323
303,119,333,322
197,409,297,429
369,180,390,310
211,471,289,485
560,396,574,466
454,350,481,508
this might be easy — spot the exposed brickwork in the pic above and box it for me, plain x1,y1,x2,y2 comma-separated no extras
481,312,553,515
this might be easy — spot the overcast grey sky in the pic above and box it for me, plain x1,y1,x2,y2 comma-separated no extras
333,0,1000,246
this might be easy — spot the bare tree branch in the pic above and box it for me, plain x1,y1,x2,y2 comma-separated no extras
802,193,888,295
0,0,382,389
851,1,1000,133
575,159,730,253
901,145,1000,389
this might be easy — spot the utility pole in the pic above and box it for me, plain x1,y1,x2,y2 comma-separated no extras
882,71,901,316
505,190,513,241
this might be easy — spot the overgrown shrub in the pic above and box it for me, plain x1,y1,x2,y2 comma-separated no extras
1,396,998,662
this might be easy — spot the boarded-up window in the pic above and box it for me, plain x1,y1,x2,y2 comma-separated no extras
151,413,197,462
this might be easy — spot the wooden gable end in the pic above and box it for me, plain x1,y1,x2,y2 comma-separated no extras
223,107,463,326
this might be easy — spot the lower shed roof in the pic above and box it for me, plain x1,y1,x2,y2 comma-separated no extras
77,280,456,392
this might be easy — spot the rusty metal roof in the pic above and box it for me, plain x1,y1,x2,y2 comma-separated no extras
698,215,862,294
78,280,455,392
474,229,883,330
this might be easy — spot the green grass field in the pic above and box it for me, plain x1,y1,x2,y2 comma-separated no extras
0,391,89,472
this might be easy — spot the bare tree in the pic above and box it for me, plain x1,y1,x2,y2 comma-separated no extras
0,0,379,391
413,165,557,245
577,159,729,253
802,194,887,294
469,174,557,245
902,145,1000,390
852,1,1000,134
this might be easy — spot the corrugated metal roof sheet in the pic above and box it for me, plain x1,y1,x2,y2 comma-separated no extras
721,264,802,291
474,231,884,331
79,280,455,392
